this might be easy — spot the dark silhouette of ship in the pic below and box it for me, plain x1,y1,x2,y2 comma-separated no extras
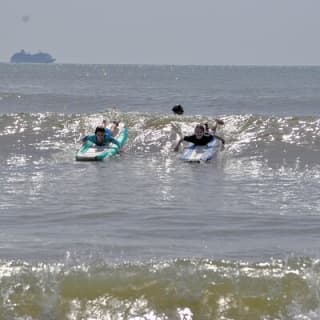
10,50,55,63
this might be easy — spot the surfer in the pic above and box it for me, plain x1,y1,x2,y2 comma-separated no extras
81,126,121,147
174,124,212,151
174,123,225,152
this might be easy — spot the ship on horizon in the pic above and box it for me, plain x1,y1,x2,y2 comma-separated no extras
10,50,55,63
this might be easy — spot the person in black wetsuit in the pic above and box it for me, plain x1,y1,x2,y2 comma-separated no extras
174,124,216,151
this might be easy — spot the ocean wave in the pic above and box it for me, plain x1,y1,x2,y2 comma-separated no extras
1,256,320,319
0,111,319,157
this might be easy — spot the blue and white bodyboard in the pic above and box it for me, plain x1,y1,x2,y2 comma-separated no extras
181,138,221,162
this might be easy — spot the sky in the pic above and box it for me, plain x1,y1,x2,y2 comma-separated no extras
1,0,320,65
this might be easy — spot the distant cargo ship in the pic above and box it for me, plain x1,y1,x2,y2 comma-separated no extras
10,50,55,63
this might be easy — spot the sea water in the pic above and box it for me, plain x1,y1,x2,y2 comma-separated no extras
0,63,320,319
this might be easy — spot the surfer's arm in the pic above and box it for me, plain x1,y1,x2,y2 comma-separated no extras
109,137,121,148
173,137,184,152
81,135,88,142
214,135,225,145
81,135,97,144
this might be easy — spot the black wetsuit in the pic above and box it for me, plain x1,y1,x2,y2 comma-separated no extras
183,134,214,146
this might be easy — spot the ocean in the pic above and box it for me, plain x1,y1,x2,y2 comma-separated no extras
0,63,320,319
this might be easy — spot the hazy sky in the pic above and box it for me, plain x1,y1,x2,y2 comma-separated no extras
1,0,320,65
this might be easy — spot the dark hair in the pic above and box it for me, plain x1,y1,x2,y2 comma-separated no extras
172,104,184,115
95,126,105,134
111,120,119,127
195,124,205,132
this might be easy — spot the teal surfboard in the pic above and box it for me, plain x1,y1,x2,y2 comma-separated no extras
75,125,128,161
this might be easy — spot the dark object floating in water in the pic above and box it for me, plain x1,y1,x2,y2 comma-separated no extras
10,50,55,63
172,104,184,115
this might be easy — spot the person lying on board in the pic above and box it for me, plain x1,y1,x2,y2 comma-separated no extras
81,126,120,147
102,119,120,137
174,124,225,152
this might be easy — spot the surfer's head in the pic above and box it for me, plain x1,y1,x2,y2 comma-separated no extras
194,124,205,139
172,104,184,115
95,126,105,145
